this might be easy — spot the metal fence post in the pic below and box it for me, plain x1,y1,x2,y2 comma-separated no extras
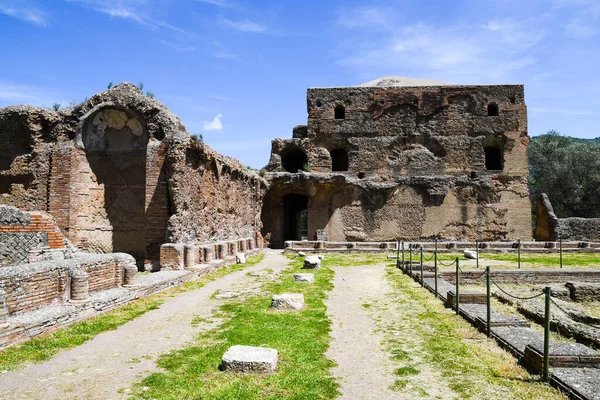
559,238,563,269
434,239,438,297
396,240,400,269
455,257,460,315
476,239,479,269
517,239,521,269
486,266,491,338
409,244,413,276
401,241,405,271
420,247,424,287
543,286,552,382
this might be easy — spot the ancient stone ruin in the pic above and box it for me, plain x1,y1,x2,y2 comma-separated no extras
261,78,532,247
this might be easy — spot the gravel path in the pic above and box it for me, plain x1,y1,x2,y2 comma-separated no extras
325,265,455,399
0,251,288,400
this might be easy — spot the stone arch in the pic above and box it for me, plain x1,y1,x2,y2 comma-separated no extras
281,147,307,173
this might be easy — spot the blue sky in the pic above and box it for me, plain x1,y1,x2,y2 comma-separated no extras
1,0,599,168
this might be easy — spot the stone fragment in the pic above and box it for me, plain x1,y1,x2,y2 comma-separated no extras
215,291,240,299
293,273,315,283
303,256,321,269
221,345,278,373
463,249,477,259
271,293,305,310
317,255,324,260
297,251,306,257
236,253,247,264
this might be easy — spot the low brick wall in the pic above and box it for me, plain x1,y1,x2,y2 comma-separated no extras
0,253,135,316
0,205,67,267
160,237,257,270
284,240,600,253
441,269,600,284
566,282,600,301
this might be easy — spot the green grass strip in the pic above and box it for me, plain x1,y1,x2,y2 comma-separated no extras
385,264,566,399
0,254,264,371
131,254,338,399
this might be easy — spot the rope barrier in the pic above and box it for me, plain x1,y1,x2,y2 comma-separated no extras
424,252,436,261
436,256,457,267
457,267,487,280
549,297,600,329
490,278,546,301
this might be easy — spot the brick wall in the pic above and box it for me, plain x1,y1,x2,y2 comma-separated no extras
0,205,66,266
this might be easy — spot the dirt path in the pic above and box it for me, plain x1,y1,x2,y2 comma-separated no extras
0,251,289,400
325,265,455,399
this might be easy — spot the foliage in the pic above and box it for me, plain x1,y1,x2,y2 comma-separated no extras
138,82,145,91
301,162,312,172
145,91,155,98
51,103,61,111
258,168,266,177
528,131,600,217
107,81,113,89
191,133,203,143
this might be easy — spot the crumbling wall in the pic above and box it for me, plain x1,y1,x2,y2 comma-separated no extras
536,193,600,241
263,83,531,246
0,83,266,264
0,205,68,267
166,138,266,245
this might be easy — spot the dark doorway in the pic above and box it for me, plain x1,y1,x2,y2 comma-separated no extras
334,105,345,120
283,194,308,241
487,103,499,116
330,148,349,171
484,147,503,170
282,148,307,173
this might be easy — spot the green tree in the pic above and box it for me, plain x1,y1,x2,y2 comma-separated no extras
528,130,600,217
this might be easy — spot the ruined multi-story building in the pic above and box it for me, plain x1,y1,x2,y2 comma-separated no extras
261,78,532,247
0,78,533,264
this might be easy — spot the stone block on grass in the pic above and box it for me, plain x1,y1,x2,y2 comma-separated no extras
303,256,321,269
271,293,305,310
293,273,315,283
221,345,278,373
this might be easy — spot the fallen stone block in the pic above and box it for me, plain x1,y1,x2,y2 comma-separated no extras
271,293,305,310
463,249,477,259
303,256,321,269
293,273,314,283
221,345,278,373
297,251,306,257
235,253,247,264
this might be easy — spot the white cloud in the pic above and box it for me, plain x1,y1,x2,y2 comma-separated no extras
553,0,600,37
159,40,195,51
336,6,398,31
0,82,62,108
197,0,231,7
336,7,544,84
203,113,223,131
0,0,48,26
218,17,266,33
67,0,186,33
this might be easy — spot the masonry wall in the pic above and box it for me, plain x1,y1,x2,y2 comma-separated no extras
536,193,600,241
166,138,266,245
0,205,66,267
0,83,266,265
263,84,532,246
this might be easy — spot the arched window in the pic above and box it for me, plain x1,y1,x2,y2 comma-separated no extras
281,148,308,173
487,103,499,116
330,148,349,171
334,104,345,120
484,147,503,170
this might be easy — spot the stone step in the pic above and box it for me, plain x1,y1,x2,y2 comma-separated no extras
491,326,547,358
524,342,600,373
551,368,600,400
446,290,487,308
